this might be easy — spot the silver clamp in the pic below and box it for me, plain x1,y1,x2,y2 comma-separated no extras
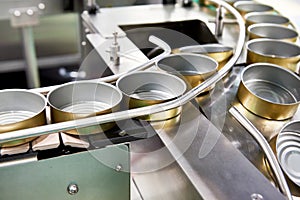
9,5,44,88
109,32,120,66
215,5,225,37
9,7,40,28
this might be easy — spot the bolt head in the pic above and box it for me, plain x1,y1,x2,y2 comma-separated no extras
26,9,34,16
13,10,21,17
67,183,79,195
251,193,264,200
115,164,123,172
38,3,46,10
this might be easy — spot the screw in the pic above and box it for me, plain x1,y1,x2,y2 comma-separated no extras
67,183,79,195
119,130,127,136
112,32,118,45
38,3,46,10
251,193,264,200
13,10,21,17
26,9,34,16
115,164,123,172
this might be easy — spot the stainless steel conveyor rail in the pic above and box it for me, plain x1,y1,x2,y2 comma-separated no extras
230,107,292,200
0,0,245,150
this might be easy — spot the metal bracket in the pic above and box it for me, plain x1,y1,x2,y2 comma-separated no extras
109,32,120,66
9,6,42,88
215,5,224,37
9,7,40,28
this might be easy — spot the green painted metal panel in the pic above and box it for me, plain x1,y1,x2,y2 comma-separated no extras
0,144,130,200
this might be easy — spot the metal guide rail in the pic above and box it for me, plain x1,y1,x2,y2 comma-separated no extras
0,0,245,145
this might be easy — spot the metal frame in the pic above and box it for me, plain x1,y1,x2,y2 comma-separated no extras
0,1,292,199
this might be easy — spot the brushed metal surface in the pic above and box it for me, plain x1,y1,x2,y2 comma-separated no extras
197,63,300,199
229,106,292,200
131,133,203,200
154,101,286,200
81,4,215,38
